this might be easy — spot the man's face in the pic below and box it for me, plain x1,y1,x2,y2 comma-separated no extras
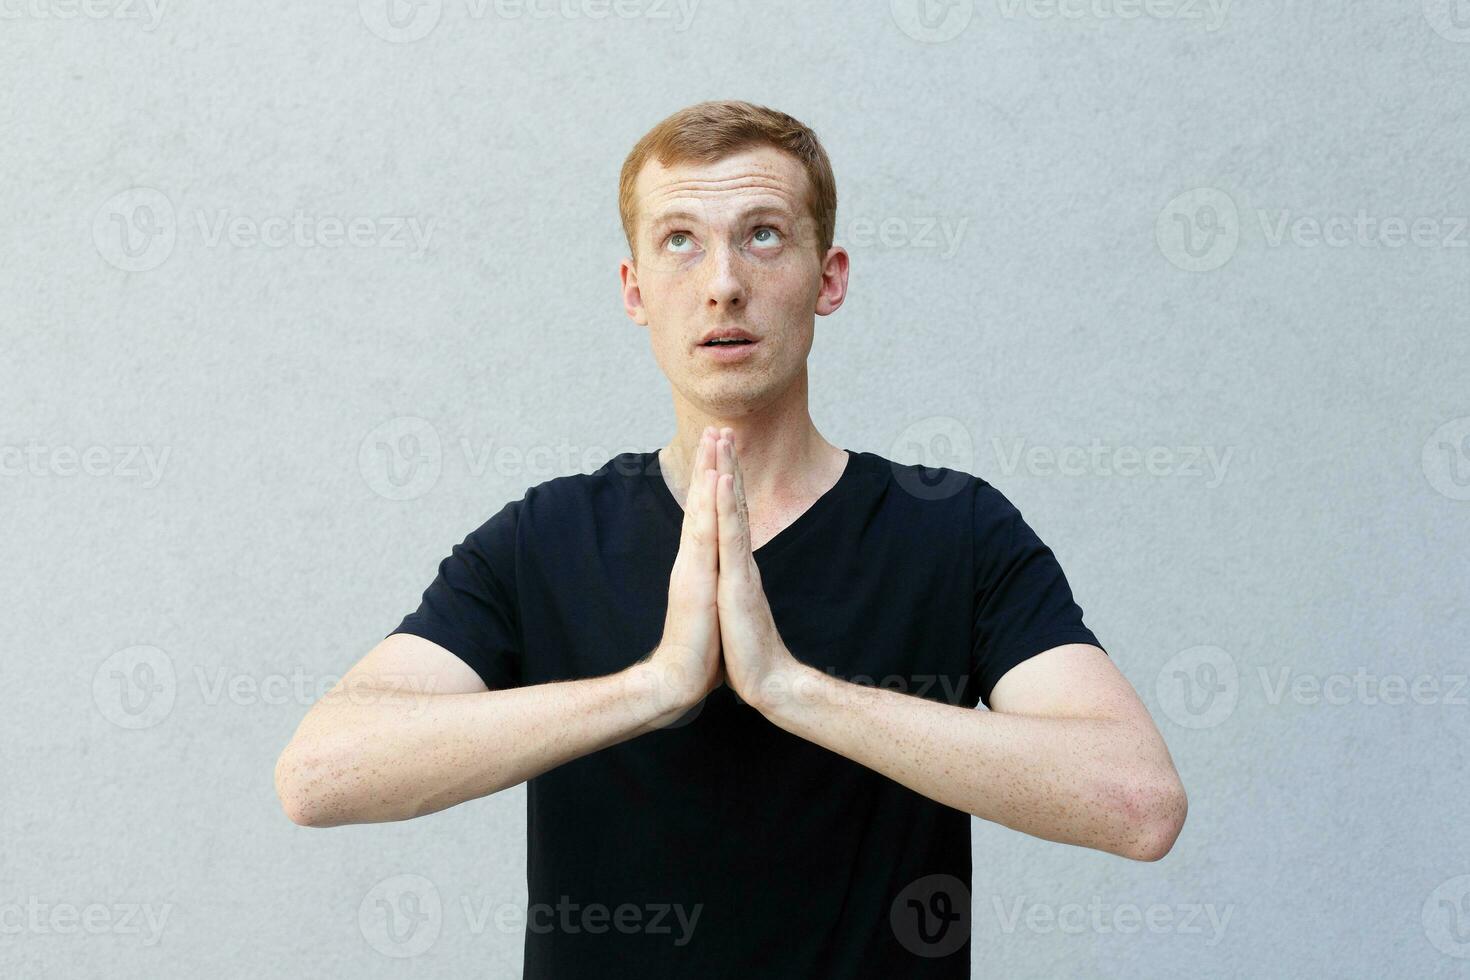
620,145,847,415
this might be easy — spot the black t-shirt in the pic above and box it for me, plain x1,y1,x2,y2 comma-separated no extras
389,447,1104,979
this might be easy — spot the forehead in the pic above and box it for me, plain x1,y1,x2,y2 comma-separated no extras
633,145,809,226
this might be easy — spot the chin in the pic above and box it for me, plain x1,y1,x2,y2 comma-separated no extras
696,371,787,413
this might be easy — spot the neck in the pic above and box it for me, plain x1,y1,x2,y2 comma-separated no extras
658,368,844,505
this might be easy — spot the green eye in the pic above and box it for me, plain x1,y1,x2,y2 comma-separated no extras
666,232,694,253
752,227,781,247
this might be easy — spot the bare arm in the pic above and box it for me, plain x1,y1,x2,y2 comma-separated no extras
272,633,689,828
702,430,1187,862
755,643,1188,862
274,428,727,828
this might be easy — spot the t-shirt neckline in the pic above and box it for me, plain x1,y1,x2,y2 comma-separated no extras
647,448,859,558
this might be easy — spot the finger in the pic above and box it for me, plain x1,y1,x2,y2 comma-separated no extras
678,430,710,540
715,433,734,487
688,467,712,570
717,436,750,556
683,427,715,512
687,425,715,492
714,436,737,562
716,470,746,578
699,429,720,499
722,428,751,532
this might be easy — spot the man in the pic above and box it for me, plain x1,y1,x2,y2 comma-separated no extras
274,99,1187,978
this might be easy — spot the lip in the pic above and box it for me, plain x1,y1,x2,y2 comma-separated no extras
697,338,760,362
697,327,759,345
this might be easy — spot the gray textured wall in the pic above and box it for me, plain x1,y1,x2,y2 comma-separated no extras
4,1,1467,976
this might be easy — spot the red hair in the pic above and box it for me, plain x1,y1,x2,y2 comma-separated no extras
618,100,837,261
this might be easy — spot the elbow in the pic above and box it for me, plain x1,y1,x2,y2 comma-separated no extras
275,741,328,828
1117,771,1188,862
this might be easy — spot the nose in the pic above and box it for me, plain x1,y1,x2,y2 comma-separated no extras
704,243,746,312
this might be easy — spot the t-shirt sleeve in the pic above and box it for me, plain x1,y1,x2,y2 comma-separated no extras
971,481,1105,709
388,498,523,691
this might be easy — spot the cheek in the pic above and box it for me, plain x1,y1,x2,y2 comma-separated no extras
641,272,698,316
763,275,817,323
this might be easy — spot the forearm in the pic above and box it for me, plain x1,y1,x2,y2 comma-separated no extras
757,663,1186,861
275,661,677,828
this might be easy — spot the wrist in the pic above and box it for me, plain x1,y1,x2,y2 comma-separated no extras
627,654,704,731
749,656,828,724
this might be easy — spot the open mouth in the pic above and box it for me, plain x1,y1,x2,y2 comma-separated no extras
701,338,755,347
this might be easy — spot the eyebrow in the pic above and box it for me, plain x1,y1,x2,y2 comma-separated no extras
646,204,796,234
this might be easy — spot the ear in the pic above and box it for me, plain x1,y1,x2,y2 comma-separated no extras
619,256,648,326
815,245,850,317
